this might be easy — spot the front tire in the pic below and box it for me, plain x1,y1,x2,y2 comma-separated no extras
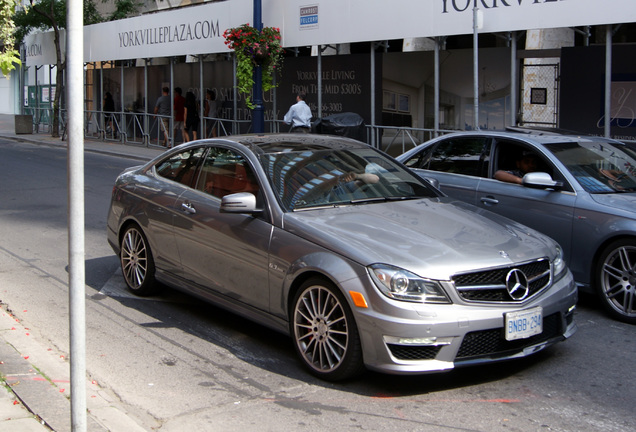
596,239,636,324
120,224,158,296
290,278,364,381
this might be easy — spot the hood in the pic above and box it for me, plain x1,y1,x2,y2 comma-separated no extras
589,192,636,217
283,198,555,281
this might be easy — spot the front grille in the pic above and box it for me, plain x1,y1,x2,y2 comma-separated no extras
453,258,551,303
456,313,561,360
387,344,441,361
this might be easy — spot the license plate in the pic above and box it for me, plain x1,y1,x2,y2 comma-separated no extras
505,307,543,341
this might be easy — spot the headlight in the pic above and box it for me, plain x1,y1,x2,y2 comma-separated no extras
369,264,450,304
552,245,568,280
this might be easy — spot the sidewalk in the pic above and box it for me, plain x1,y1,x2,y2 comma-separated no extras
0,113,164,432
0,113,166,162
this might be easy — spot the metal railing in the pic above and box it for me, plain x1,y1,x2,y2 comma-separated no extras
369,125,454,156
26,107,459,153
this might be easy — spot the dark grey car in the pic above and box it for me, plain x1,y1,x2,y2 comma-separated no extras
398,130,636,324
107,134,577,380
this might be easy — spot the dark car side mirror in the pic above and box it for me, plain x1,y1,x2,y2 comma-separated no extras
522,172,563,190
423,177,441,190
220,192,262,214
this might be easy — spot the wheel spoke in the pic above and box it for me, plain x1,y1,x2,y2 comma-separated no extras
322,340,338,369
606,284,625,298
617,247,633,271
326,334,346,353
603,263,624,281
296,308,313,324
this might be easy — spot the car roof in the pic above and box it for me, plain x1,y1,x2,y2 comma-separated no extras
432,129,624,146
205,133,372,155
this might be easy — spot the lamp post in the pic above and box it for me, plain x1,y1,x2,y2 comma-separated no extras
252,0,265,133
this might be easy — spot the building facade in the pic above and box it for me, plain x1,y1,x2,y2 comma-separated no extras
10,0,636,146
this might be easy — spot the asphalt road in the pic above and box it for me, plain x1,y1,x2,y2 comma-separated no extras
0,139,634,432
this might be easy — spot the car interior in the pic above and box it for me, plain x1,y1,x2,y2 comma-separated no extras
494,140,554,178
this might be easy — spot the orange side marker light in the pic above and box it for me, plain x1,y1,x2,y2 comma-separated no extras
349,291,368,308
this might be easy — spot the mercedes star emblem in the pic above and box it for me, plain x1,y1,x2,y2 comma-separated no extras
506,269,530,300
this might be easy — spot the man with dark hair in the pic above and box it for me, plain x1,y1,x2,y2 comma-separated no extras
154,86,171,147
495,151,539,184
284,92,312,133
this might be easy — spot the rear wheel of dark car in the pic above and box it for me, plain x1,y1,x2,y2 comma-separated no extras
120,224,158,296
290,278,364,381
596,238,636,324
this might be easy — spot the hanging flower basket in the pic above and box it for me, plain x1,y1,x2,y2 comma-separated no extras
223,24,284,109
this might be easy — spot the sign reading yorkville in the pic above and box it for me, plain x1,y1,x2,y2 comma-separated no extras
24,0,636,66
117,20,221,48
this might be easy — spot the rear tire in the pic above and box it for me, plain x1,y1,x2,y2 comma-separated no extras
290,277,365,381
120,225,158,296
595,239,636,324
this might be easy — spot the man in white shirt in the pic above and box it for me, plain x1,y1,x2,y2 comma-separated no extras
284,93,313,133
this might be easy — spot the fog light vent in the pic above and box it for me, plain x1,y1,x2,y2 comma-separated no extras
387,344,441,361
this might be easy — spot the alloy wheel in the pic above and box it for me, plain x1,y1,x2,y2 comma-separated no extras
599,243,636,323
291,280,363,380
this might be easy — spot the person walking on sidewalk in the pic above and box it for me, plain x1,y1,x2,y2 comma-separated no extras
284,92,312,133
103,92,116,138
183,91,200,142
173,87,186,144
154,87,171,147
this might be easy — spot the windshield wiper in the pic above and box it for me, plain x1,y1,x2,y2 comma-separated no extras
350,197,389,204
349,196,423,204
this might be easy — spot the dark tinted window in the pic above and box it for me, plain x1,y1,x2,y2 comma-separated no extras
194,147,260,199
425,137,491,177
156,147,206,188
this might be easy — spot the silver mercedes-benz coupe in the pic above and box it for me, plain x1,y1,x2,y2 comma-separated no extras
107,134,577,380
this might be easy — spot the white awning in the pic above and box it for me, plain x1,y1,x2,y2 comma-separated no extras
24,0,636,66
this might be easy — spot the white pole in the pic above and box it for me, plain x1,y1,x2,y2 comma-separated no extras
67,0,86,429
473,7,481,130
605,25,612,138
510,32,517,127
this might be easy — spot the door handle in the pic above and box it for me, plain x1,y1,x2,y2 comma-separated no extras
181,202,196,214
480,196,499,206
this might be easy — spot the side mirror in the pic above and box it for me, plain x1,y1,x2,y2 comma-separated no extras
220,192,261,214
522,172,563,190
423,177,441,190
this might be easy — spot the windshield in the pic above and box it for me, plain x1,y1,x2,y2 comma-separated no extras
260,147,437,211
545,141,636,193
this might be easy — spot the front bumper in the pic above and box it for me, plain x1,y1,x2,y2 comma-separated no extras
347,270,577,375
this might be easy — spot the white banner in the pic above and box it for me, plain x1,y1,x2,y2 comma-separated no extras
25,0,636,66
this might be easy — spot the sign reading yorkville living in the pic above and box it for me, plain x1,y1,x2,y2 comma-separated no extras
277,54,382,125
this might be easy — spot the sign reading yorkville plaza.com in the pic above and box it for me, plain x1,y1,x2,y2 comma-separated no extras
24,0,636,66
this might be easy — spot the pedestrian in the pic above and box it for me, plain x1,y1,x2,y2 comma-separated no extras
153,87,171,147
203,89,217,137
284,92,312,133
174,87,186,144
103,91,115,137
183,91,200,142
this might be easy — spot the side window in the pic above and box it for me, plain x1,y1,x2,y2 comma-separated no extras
155,147,206,188
495,141,553,177
493,141,572,190
427,137,491,177
195,147,260,199
403,147,433,169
